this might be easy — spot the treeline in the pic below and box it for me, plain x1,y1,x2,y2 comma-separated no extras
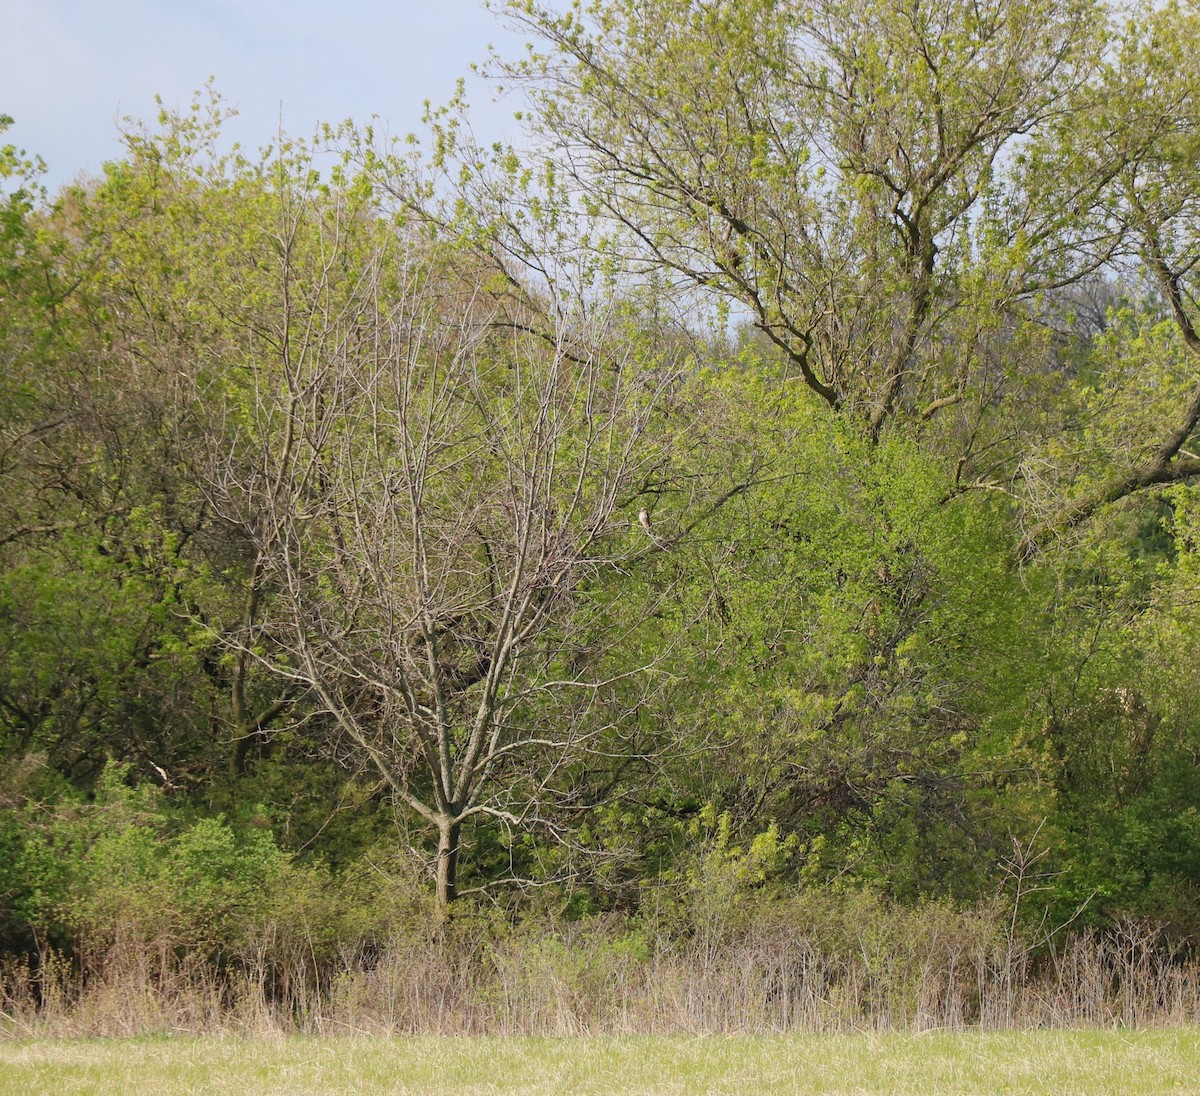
3,0,1200,1030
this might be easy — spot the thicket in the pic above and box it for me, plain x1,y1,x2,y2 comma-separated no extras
4,760,1199,1035
5,0,1200,1033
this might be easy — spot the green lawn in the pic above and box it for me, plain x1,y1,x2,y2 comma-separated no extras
1,1030,1198,1094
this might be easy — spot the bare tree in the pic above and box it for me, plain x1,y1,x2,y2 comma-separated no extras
204,171,681,908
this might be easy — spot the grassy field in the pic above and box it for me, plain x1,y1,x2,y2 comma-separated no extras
1,1030,1198,1094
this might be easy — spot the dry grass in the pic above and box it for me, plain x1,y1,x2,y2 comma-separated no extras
5,905,1199,1038
1,1030,1198,1094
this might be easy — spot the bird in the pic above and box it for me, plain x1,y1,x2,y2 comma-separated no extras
638,507,652,536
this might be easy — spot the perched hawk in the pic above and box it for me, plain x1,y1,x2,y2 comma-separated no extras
638,507,652,535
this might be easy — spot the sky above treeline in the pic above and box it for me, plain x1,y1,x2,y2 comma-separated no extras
1,0,535,191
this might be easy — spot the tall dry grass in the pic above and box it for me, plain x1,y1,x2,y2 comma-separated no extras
4,892,1198,1037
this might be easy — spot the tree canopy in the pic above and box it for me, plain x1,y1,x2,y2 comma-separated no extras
3,0,1200,937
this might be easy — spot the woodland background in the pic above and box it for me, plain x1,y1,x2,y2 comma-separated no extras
4,0,1200,1033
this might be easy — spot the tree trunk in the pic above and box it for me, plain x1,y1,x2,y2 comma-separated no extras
435,816,462,914
230,720,252,780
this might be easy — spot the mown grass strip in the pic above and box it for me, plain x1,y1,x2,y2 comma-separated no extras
2,1029,1199,1095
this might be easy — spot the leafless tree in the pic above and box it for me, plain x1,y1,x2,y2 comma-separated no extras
205,184,683,909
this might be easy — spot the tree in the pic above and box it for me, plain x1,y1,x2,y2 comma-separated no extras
1017,0,1200,555
495,0,1102,452
0,94,303,791
0,116,220,781
599,356,1056,901
5,0,1200,925
193,127,688,910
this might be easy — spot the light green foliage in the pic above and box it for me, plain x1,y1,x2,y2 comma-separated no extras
501,0,1102,451
22,763,289,953
0,759,428,965
596,356,1051,901
6,0,1200,945
1036,482,1200,933
0,88,391,799
0,114,46,289
490,0,1200,925
1016,0,1200,546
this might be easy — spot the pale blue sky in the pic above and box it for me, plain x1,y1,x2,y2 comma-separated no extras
1,0,534,190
